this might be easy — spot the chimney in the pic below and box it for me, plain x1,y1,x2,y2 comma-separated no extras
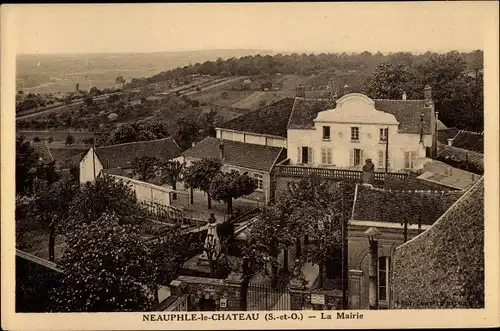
424,85,433,107
296,84,306,98
343,84,352,95
447,138,454,146
219,141,225,161
362,159,375,185
402,91,407,100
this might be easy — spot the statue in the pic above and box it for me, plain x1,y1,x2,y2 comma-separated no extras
199,213,221,268
362,158,375,185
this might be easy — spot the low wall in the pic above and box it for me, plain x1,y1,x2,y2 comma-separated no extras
107,174,172,206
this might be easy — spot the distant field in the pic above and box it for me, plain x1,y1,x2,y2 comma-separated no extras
16,49,273,93
231,91,296,110
17,130,95,142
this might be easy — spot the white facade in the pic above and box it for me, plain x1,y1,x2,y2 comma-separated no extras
79,148,103,184
216,128,287,149
287,94,430,171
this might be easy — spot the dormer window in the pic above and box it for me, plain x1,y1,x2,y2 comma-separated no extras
379,128,388,142
351,127,359,141
322,126,331,140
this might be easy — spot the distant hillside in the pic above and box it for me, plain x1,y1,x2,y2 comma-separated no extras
16,49,274,93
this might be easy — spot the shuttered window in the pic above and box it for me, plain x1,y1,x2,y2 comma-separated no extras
297,147,302,164
378,150,384,168
404,151,415,169
350,149,362,167
321,148,332,165
307,147,313,165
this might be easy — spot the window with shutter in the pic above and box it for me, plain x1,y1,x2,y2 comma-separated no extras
404,152,410,168
327,149,332,164
308,147,313,164
411,152,416,169
349,149,354,167
297,147,301,164
378,150,384,168
321,148,327,164
359,149,364,166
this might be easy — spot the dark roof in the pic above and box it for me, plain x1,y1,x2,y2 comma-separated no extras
437,128,460,145
437,143,484,175
31,141,54,164
382,174,461,191
352,184,463,225
218,98,295,138
391,178,484,308
451,130,484,153
182,136,285,172
373,100,432,134
287,97,433,134
96,137,182,169
287,98,336,129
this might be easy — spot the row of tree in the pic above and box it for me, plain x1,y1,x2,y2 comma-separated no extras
127,50,482,88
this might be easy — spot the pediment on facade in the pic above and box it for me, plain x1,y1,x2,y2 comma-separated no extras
315,93,399,125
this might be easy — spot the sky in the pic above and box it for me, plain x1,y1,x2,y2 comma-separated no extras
7,2,496,55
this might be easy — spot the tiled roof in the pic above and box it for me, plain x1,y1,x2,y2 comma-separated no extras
95,137,182,169
287,97,433,134
391,178,484,308
31,141,54,164
417,160,481,190
373,100,432,134
436,119,448,130
382,174,461,191
182,136,285,172
218,98,295,138
287,98,336,129
437,143,484,175
437,128,460,145
451,130,484,153
351,184,463,225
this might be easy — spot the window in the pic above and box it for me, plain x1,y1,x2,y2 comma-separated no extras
378,256,391,306
253,173,263,191
321,148,333,165
404,151,416,169
350,148,363,167
322,126,331,140
379,128,388,142
351,127,359,141
298,146,313,164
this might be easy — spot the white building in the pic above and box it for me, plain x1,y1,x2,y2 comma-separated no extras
286,89,436,172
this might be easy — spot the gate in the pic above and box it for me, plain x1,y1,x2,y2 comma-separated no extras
246,282,290,311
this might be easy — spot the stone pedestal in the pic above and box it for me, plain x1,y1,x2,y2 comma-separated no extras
348,269,363,309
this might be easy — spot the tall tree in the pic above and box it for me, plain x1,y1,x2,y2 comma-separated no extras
131,156,159,182
53,213,158,312
115,76,126,90
210,172,257,215
16,137,40,195
159,160,185,200
363,62,414,99
183,158,222,209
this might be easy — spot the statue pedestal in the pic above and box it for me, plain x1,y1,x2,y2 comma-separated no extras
198,252,211,266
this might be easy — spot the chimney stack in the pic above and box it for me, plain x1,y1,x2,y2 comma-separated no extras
402,91,407,100
296,84,306,98
219,141,225,161
424,85,433,107
362,159,375,185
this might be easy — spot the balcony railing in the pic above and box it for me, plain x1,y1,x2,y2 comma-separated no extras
274,165,409,181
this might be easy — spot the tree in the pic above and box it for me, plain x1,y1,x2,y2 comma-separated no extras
115,76,126,90
160,160,185,200
30,179,80,261
175,117,202,150
35,161,60,187
33,136,41,142
131,156,159,182
65,134,75,146
16,137,40,195
363,62,414,99
48,136,53,144
183,158,222,209
53,213,158,312
66,175,143,229
210,171,257,215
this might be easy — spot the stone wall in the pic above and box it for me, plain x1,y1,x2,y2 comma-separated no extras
107,173,172,206
169,273,245,311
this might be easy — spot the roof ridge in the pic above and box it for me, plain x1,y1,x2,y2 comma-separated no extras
373,99,425,102
97,137,174,150
363,184,462,195
458,129,484,136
